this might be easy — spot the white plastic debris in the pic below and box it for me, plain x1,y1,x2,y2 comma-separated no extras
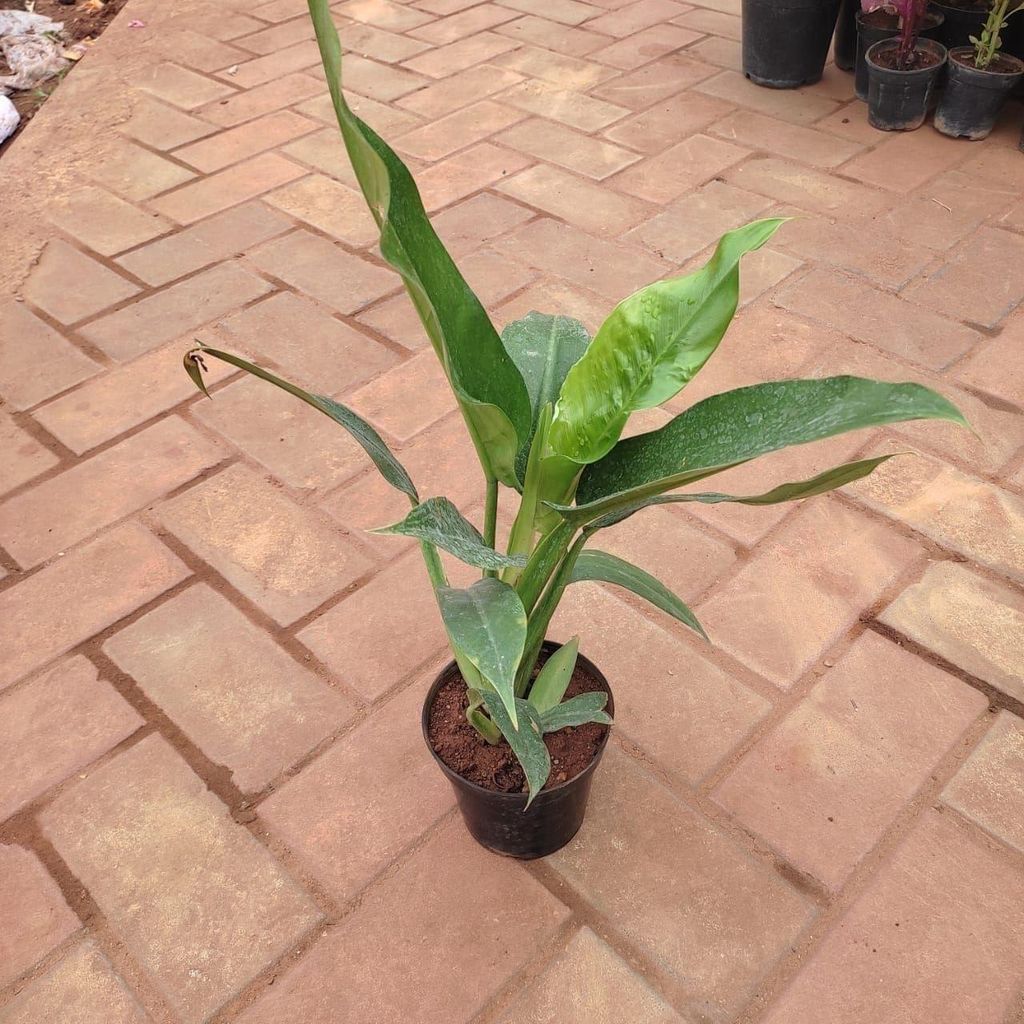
0,10,63,36
0,94,19,143
0,33,68,93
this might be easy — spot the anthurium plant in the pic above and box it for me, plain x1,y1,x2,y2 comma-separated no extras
186,0,967,806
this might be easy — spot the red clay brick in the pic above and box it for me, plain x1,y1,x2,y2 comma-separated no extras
47,186,172,257
342,53,432,98
715,631,985,888
115,201,291,287
552,748,814,1021
411,2,518,43
496,276,610,333
711,108,863,169
604,91,734,152
553,584,768,784
403,32,518,78
158,464,373,625
0,656,142,821
0,845,79,987
0,523,188,691
695,69,840,125
234,16,315,55
397,64,523,118
592,24,703,69
222,40,322,89
0,417,223,568
432,192,534,254
235,818,569,1024
415,141,533,211
674,6,740,35
105,584,352,792
30,342,231,454
174,110,317,173
80,261,272,361
592,54,718,108
124,96,218,149
586,0,689,35
87,140,197,201
501,78,629,132
495,0,601,23
492,43,616,88
396,100,525,161
0,412,58,493
497,117,639,180
699,501,921,687
495,15,610,57
199,72,323,128
762,810,1024,1024
259,677,454,899
338,0,435,30
458,247,539,305
958,316,1024,407
39,735,321,1024
134,61,235,109
0,942,150,1024
264,173,380,245
334,20,434,62
839,128,968,192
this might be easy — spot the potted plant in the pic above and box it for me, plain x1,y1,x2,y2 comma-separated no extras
742,0,843,88
836,0,862,70
855,0,944,99
864,0,948,128
185,1,968,859
935,0,1024,137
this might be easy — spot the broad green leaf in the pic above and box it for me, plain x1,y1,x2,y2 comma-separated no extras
503,403,553,580
527,636,579,715
573,377,968,519
374,497,527,571
437,579,527,728
307,1,531,485
548,219,784,467
466,688,502,744
185,344,418,501
481,692,551,806
569,551,707,640
540,692,611,734
557,455,901,530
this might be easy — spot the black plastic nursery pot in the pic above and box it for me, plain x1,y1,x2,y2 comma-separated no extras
930,0,989,51
834,0,859,71
423,641,614,860
855,8,944,100
742,0,842,88
935,47,1024,139
866,38,948,130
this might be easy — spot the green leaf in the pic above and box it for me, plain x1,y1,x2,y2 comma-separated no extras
540,692,611,734
185,344,418,501
527,636,579,715
502,312,590,479
481,692,551,806
548,219,785,467
573,377,968,519
307,0,531,485
569,550,707,640
437,579,527,728
374,497,527,571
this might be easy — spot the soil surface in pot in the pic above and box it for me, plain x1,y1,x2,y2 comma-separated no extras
428,659,609,794
862,9,899,28
872,43,944,69
950,49,1021,72
934,0,987,9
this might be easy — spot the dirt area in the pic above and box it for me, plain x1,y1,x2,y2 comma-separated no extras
0,0,129,152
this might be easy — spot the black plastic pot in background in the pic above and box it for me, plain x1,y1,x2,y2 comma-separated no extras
834,0,859,71
866,38,948,130
742,0,842,88
935,47,1024,138
930,0,989,51
856,9,944,100
423,642,614,859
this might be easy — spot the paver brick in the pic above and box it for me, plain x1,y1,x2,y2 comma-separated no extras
552,583,768,784
88,141,197,202
396,99,525,161
39,735,321,1024
852,444,1024,585
715,631,985,889
699,501,922,687
944,711,1024,854
711,108,863,168
499,927,686,1023
403,31,519,77
23,240,140,325
881,561,1024,705
236,818,569,1024
957,316,1024,407
495,14,610,57
495,0,603,24
497,117,639,179
80,261,273,361
0,416,223,568
552,748,814,1021
496,276,610,332
695,69,839,124
260,677,454,899
674,6,740,35
199,72,323,128
492,42,616,88
338,0,435,30
0,845,79,987
135,62,236,109
264,173,380,245
0,523,188,691
157,463,373,625
603,91,733,152
337,52,432,99
415,141,533,211
333,20,435,62
432,191,535,254
222,39,323,89
762,809,1024,1024
591,54,718,108
124,96,218,149
500,78,629,132
411,2,519,43
348,350,455,440
838,128,967,193
585,0,689,35
591,23,703,69
48,186,172,257
0,942,151,1024
0,412,58,493
0,656,142,822
105,584,352,792
397,63,523,118
174,110,317,173
459,247,540,305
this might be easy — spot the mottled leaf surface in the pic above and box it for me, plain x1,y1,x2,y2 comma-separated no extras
540,692,611,734
481,692,551,805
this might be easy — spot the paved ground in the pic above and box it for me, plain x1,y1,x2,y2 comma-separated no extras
2,0,1024,1021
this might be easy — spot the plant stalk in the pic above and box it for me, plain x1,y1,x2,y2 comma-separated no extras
482,474,499,578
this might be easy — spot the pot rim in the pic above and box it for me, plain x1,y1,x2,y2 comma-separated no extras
866,36,948,73
948,45,1024,76
421,639,615,804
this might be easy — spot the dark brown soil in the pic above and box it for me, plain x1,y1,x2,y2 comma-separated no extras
872,42,944,70
862,9,899,29
1,0,130,151
428,656,610,794
951,49,1023,73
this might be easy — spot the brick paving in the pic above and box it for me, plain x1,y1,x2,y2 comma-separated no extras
1,0,1024,1020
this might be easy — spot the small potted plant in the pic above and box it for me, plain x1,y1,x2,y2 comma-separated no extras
186,1,968,859
742,0,843,88
855,0,944,99
935,0,1024,138
864,0,949,129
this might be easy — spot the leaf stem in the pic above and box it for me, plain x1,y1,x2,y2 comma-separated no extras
482,475,499,578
